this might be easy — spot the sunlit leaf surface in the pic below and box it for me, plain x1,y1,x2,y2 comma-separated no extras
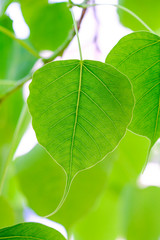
106,31,160,146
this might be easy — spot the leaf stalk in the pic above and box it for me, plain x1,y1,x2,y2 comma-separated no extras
72,3,155,34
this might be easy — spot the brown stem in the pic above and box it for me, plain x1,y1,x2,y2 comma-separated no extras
43,7,88,64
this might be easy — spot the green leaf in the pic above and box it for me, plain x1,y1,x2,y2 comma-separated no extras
14,144,110,230
20,1,73,51
106,31,160,147
119,186,160,240
73,185,160,240
118,0,160,32
0,16,37,80
0,92,23,181
0,196,14,228
0,222,66,239
71,132,150,240
73,189,120,240
28,59,134,209
0,15,36,159
2,165,25,224
0,15,34,197
107,130,150,192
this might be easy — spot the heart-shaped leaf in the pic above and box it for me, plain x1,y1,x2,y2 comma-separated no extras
106,31,160,147
0,222,66,240
28,59,134,212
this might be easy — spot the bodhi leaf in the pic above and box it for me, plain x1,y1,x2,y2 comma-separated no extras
0,222,66,240
106,31,160,147
117,0,160,33
28,59,134,213
0,196,14,228
20,0,73,51
14,144,109,229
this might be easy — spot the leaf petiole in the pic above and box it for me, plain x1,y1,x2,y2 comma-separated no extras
72,3,155,34
70,9,83,61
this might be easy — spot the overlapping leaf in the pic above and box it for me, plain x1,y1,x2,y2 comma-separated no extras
0,222,66,240
0,15,35,220
73,185,160,240
28,59,134,209
15,131,150,231
106,31,160,147
15,144,109,229
0,15,34,180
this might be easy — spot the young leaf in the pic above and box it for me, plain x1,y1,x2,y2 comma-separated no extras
28,59,134,212
106,31,160,147
20,1,73,51
0,222,66,240
118,0,160,32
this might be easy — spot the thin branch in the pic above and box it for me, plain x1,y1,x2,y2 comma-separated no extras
0,73,32,105
0,25,41,59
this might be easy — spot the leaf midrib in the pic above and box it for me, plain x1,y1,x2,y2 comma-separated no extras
69,61,82,178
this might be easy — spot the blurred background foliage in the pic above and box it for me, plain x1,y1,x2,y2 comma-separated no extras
0,0,160,239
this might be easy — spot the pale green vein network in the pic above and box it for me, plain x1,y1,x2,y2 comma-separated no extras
106,31,160,146
28,59,134,217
